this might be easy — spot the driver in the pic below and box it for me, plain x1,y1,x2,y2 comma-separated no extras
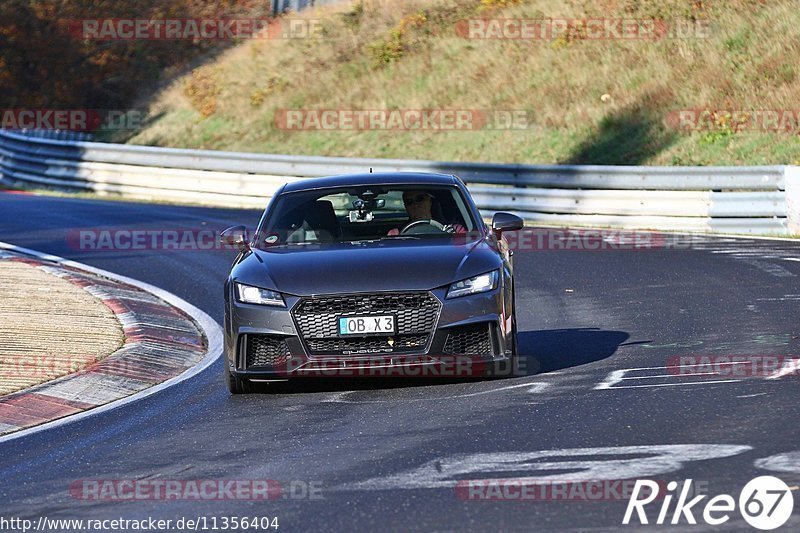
388,190,466,235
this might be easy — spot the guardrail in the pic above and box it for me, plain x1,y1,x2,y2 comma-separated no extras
788,167,800,235
1,129,796,234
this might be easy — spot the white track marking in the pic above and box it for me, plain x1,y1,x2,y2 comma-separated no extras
766,358,800,380
632,230,800,244
618,372,724,379
604,380,740,390
694,234,800,277
452,381,550,397
603,361,750,373
704,234,800,243
755,452,800,475
594,370,629,390
737,259,796,278
346,444,752,490
321,381,551,404
594,362,752,390
526,382,550,394
321,391,353,403
0,241,223,445
598,358,799,385
710,249,756,254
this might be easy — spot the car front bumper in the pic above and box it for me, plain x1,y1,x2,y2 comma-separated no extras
224,285,513,380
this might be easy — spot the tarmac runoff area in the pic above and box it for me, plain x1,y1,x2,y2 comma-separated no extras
0,249,207,436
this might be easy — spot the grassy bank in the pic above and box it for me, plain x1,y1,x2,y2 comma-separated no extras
124,0,800,166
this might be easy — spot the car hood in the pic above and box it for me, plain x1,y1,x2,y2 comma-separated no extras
234,237,500,296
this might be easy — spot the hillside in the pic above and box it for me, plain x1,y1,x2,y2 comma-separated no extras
124,0,800,166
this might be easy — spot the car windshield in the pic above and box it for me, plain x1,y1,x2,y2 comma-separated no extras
255,185,478,247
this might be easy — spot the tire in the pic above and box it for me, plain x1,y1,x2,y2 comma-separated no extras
509,284,520,377
509,314,519,377
225,363,252,394
494,285,519,379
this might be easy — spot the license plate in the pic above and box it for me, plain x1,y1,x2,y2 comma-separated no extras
339,315,395,336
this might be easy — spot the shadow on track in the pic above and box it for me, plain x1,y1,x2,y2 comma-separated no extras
518,327,630,374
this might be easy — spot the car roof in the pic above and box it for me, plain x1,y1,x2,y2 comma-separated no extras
281,172,458,193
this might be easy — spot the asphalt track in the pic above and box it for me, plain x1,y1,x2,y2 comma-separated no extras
0,192,798,532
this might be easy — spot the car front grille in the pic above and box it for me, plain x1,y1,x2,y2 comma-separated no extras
292,292,440,356
244,334,291,367
443,324,492,355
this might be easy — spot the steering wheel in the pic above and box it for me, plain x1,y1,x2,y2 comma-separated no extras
400,219,447,235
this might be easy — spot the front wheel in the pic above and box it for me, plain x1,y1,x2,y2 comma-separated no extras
509,285,520,376
511,314,518,355
505,312,520,377
225,363,252,394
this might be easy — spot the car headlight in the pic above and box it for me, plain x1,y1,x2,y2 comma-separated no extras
235,282,285,307
446,270,498,299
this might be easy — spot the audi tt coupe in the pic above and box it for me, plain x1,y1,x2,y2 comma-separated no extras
220,172,523,393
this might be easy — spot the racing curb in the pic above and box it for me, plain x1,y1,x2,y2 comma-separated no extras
0,248,208,437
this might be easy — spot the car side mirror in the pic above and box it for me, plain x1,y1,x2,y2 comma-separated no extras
491,212,524,234
220,225,249,251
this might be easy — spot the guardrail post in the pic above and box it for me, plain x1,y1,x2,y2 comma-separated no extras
787,166,800,235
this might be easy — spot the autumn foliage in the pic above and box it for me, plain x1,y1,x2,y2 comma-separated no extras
0,0,268,109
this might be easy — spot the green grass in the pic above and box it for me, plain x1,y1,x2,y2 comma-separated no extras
117,0,800,166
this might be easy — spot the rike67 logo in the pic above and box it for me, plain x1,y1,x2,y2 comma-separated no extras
624,476,794,530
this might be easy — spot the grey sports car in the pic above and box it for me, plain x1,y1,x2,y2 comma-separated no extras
220,172,523,393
